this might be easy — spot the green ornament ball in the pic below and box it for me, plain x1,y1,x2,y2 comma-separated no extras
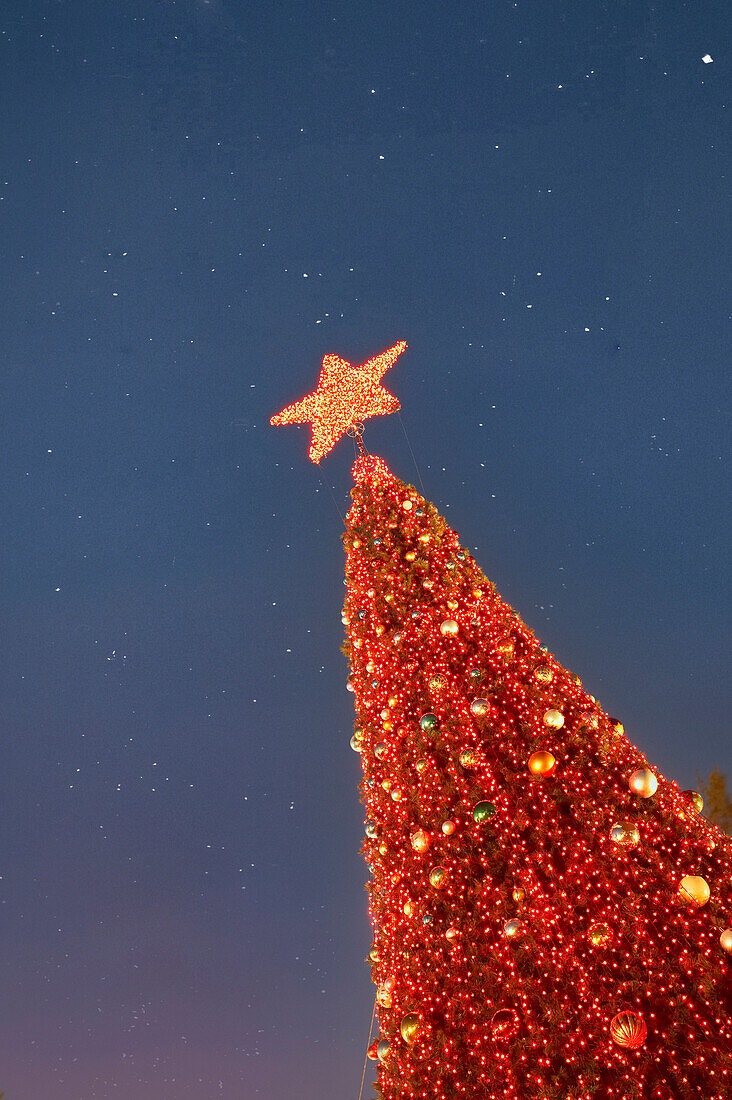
473,801,497,823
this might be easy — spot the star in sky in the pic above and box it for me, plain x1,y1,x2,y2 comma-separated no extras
270,341,407,462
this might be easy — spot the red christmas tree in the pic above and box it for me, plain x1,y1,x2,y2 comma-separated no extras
273,348,732,1100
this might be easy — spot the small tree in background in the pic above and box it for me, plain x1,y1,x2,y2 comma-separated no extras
700,769,732,835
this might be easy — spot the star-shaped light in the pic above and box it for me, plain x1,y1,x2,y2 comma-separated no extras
270,341,407,463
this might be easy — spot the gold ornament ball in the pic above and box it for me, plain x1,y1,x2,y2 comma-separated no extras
390,787,403,801
415,759,428,775
543,708,565,729
446,598,459,610
403,900,414,917
678,875,710,907
719,929,732,954
376,988,392,1008
376,1038,391,1062
440,619,459,637
610,1010,647,1050
459,748,477,769
528,750,557,777
410,829,430,855
588,921,611,947
504,918,523,938
369,946,380,963
496,638,515,659
629,768,658,798
400,1013,422,1044
428,673,447,692
445,926,459,942
512,886,526,904
609,717,624,736
441,819,456,835
374,742,388,760
429,866,448,889
609,822,640,848
350,733,364,753
534,666,553,684
470,697,489,717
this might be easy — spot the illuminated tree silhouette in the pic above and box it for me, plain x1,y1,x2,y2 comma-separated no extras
343,453,732,1100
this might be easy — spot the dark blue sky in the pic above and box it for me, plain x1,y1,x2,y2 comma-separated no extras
0,1,729,1096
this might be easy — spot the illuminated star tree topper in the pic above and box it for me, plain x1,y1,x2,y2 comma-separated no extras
270,341,407,462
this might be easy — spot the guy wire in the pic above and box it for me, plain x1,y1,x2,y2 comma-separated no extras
397,410,426,494
357,994,378,1100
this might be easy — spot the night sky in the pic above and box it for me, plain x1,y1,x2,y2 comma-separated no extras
1,2,729,1097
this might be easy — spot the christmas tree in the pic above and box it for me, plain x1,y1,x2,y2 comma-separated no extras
272,345,732,1100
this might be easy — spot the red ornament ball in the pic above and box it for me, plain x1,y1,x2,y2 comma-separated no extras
681,789,703,813
490,1007,521,1041
588,921,611,947
610,1010,647,1049
367,1041,379,1061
